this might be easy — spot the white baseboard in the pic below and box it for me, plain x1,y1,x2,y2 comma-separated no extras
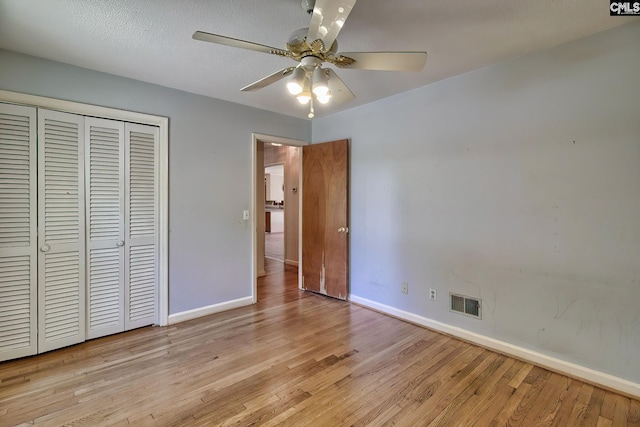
285,259,298,267
168,297,254,325
350,294,640,399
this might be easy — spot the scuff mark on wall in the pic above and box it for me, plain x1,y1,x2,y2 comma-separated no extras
554,297,579,319
550,297,604,341
449,268,483,297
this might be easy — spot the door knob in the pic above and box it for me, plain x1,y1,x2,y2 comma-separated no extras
337,227,349,233
40,244,50,252
116,241,124,247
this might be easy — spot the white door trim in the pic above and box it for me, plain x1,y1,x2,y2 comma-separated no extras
0,89,170,327
251,133,307,303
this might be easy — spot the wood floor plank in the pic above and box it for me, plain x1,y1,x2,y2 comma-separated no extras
584,388,608,426
0,258,638,426
448,358,517,426
566,383,596,427
628,398,640,426
544,377,585,427
598,416,615,427
611,395,631,427
490,381,532,426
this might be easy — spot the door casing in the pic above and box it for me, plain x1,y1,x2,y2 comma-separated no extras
252,133,307,300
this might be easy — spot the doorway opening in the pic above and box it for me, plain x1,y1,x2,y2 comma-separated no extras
252,134,306,303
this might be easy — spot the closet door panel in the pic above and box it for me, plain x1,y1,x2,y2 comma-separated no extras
125,124,158,330
0,103,37,362
37,109,86,353
85,118,125,339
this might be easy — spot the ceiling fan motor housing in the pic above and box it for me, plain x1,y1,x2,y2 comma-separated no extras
288,28,339,58
300,56,323,71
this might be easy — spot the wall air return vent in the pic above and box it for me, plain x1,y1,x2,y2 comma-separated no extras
450,293,481,319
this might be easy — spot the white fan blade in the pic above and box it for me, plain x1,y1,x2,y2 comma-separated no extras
326,69,355,105
241,67,295,92
338,51,427,71
307,0,356,49
193,31,288,56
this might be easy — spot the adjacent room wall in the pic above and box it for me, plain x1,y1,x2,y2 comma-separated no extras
263,144,300,266
312,22,640,385
0,48,310,315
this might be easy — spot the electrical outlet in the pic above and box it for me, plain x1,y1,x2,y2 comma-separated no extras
401,282,409,294
429,288,437,300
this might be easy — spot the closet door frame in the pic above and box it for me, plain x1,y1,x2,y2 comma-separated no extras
0,90,169,327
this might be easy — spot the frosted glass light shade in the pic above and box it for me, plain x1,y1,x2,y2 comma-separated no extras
316,93,331,104
297,94,311,104
312,67,330,97
287,67,306,95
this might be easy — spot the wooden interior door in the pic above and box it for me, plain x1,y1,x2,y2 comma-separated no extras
302,139,348,300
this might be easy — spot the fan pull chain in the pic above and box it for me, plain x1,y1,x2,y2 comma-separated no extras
308,97,315,118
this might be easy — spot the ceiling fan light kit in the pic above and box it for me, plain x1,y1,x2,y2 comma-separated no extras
286,56,333,108
193,0,427,117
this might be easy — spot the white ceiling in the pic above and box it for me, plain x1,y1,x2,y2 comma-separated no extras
0,0,636,119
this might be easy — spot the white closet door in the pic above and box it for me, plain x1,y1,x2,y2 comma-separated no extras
85,118,125,339
125,124,158,330
37,109,86,353
0,103,37,362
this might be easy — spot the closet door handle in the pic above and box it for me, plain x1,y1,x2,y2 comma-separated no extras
40,244,50,252
116,241,124,247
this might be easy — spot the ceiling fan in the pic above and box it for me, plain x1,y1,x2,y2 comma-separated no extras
193,0,427,118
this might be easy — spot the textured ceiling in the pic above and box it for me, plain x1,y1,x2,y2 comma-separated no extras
0,0,636,119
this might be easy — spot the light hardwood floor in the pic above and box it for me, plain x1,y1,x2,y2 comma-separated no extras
1,259,639,426
265,231,284,261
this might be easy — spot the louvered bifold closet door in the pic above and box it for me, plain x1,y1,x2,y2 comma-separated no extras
125,124,158,330
85,118,125,339
0,103,37,362
37,109,86,353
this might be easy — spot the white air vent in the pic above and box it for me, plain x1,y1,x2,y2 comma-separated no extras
450,293,481,319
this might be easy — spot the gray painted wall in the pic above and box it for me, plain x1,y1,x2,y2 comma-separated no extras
0,49,310,315
312,22,640,383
